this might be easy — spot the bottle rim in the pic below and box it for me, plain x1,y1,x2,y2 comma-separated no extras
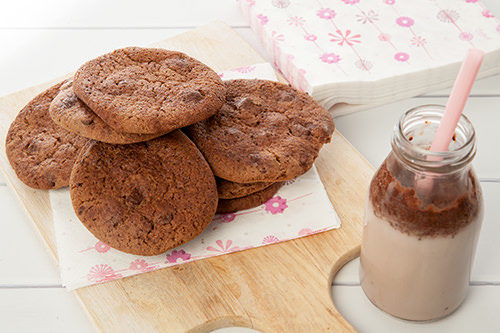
392,104,476,172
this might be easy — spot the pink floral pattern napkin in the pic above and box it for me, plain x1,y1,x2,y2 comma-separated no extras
50,63,341,290
240,0,500,111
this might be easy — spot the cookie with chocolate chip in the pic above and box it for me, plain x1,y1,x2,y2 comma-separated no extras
216,177,274,199
73,47,226,134
187,79,335,183
217,182,282,214
49,79,162,144
70,130,218,256
5,81,87,189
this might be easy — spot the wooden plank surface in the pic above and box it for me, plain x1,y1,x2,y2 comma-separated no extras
0,21,372,332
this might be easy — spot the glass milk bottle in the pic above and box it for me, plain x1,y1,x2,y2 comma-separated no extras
359,105,483,321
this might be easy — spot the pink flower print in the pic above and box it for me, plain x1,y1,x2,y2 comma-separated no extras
341,0,360,4
166,249,191,263
298,228,314,236
384,0,395,4
356,10,379,24
396,16,414,27
265,196,288,214
129,259,148,271
232,65,255,73
378,33,391,42
482,9,495,18
207,240,242,253
95,241,110,253
272,0,290,8
329,30,361,46
262,235,280,244
320,53,341,64
218,72,224,78
317,8,336,20
437,9,460,23
271,31,285,42
299,227,330,236
497,24,500,33
220,213,236,223
355,59,373,71
465,0,478,2
287,16,305,27
459,32,473,41
128,260,158,273
245,0,255,6
394,52,410,62
410,36,426,47
87,264,121,282
296,68,308,91
305,34,318,41
256,14,268,25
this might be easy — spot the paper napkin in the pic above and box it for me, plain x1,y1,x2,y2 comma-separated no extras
240,0,500,114
51,63,341,290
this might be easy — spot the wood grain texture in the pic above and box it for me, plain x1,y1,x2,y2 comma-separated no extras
0,21,373,332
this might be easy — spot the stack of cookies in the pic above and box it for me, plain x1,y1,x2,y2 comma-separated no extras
6,47,334,256
187,79,335,213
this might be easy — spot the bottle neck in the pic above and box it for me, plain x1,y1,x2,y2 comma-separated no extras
391,104,476,174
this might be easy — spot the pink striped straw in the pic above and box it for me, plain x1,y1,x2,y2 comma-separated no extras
430,49,484,153
418,49,484,193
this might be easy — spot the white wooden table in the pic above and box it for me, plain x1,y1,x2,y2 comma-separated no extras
0,1,499,332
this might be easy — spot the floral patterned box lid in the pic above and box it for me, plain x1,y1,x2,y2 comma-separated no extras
240,0,500,113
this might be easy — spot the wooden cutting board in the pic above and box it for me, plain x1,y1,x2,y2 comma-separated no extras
0,21,373,332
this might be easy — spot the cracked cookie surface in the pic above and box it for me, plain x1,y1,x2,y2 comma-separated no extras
187,79,335,183
70,130,217,256
216,177,273,199
49,79,162,144
6,81,88,189
73,47,226,134
217,182,282,213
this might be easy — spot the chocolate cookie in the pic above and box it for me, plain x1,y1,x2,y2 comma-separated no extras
6,81,88,189
187,79,334,183
49,80,162,144
73,47,226,134
216,177,274,199
217,182,283,214
217,182,282,214
70,131,218,256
